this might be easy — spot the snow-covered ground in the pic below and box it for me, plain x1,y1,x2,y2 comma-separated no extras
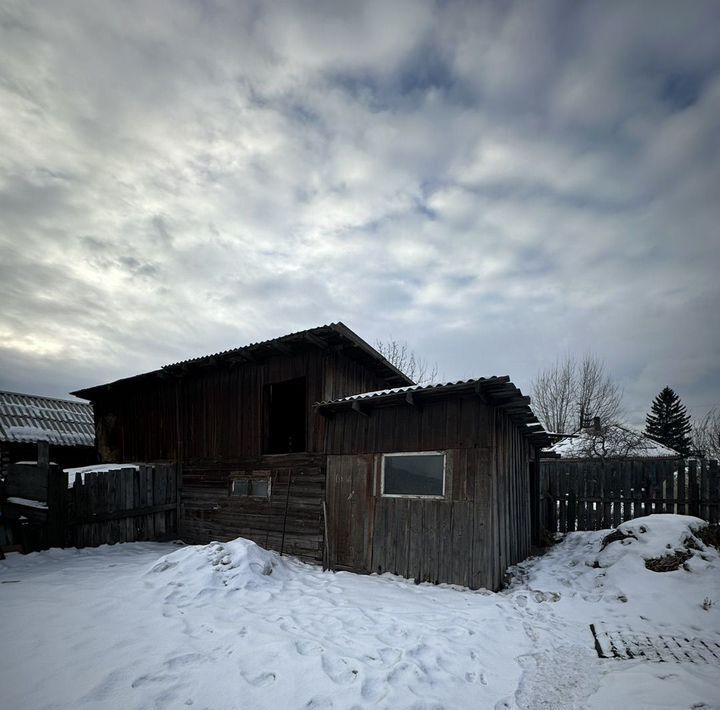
0,515,718,709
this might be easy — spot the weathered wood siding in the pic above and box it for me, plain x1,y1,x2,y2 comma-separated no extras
95,349,389,463
180,454,327,562
89,347,391,562
325,399,532,590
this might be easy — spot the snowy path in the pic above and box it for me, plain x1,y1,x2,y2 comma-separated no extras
1,515,718,709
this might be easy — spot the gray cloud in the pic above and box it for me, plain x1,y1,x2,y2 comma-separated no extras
0,0,719,427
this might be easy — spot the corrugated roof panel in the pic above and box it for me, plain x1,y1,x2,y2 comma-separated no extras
0,391,94,447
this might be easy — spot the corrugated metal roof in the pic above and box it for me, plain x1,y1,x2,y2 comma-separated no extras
316,377,501,405
0,391,94,447
315,376,552,447
72,322,413,398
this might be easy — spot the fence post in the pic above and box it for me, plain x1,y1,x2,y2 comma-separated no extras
175,462,182,538
42,442,64,548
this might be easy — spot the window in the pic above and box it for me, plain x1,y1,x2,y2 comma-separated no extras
231,476,271,499
382,452,445,497
266,377,306,453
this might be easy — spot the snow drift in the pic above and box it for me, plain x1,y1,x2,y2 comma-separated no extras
147,538,292,593
596,514,717,572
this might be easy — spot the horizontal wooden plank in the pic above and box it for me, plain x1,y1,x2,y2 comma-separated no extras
67,502,177,526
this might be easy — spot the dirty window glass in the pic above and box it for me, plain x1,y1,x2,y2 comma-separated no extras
382,454,445,497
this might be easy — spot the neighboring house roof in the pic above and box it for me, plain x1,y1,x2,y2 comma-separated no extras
72,322,413,399
0,391,95,447
315,376,551,447
545,424,681,459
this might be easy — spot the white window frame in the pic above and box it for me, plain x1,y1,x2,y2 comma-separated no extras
381,451,446,499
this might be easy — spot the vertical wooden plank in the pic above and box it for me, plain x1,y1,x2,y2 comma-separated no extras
437,501,453,585
555,462,565,535
708,459,719,524
620,461,632,523
688,459,699,517
146,466,155,540
601,462,611,530
423,501,439,584
471,470,491,589
46,464,65,549
586,462,597,530
371,496,387,574
575,462,586,531
698,459,709,521
450,502,471,587
641,461,665,515
566,462,578,532
677,459,686,515
610,461,620,528
408,499,424,583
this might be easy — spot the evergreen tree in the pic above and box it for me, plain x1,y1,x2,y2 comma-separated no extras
644,386,692,456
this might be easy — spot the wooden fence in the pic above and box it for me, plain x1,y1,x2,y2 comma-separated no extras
0,443,179,554
538,458,720,534
65,463,179,548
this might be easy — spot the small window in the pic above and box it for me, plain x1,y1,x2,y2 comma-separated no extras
382,452,445,497
231,476,271,499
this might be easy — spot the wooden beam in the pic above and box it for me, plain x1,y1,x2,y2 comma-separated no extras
66,502,177,526
473,382,489,403
405,392,423,411
351,401,369,417
227,351,253,365
305,332,329,350
271,340,292,354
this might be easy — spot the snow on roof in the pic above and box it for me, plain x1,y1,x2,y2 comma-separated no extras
316,377,508,405
546,424,681,459
0,391,94,447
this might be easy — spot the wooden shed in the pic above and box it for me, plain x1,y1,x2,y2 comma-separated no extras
72,323,550,590
317,378,550,590
72,323,412,562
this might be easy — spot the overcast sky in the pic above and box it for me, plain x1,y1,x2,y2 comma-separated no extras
1,0,719,427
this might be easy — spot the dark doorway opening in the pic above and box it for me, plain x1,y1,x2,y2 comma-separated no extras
266,377,306,453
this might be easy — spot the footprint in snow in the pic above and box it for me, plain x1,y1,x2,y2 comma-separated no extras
360,678,388,702
295,639,324,656
165,653,205,670
321,655,360,685
379,647,403,665
245,671,276,687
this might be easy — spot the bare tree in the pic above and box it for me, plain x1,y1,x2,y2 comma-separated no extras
574,421,646,461
374,338,440,385
692,408,720,460
531,354,623,434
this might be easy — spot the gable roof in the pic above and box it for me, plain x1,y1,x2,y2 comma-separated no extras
315,376,551,447
545,424,682,459
72,322,413,399
0,391,95,447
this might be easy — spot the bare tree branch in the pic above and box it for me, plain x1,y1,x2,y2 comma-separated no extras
692,408,720,459
531,354,623,434
374,338,440,386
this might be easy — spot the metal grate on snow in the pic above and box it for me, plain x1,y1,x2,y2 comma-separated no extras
590,623,720,663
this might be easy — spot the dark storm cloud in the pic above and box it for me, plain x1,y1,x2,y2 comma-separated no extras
0,0,719,426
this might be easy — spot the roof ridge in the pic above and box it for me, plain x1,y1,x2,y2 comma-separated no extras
0,389,91,406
